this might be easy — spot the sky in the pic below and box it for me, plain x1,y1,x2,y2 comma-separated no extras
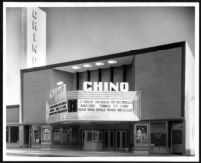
41,7,195,65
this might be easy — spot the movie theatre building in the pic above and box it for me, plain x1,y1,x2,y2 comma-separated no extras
6,41,195,155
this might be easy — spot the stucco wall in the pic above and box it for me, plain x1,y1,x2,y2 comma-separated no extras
23,69,75,124
6,107,19,123
23,69,52,124
135,47,182,119
51,69,74,91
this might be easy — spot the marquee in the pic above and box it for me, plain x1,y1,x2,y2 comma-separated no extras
46,82,141,123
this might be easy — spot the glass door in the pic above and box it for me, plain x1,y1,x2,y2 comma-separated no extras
104,130,114,150
115,130,127,150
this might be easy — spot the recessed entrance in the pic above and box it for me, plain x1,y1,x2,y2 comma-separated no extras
115,130,128,150
103,130,128,151
104,130,128,150
104,130,114,150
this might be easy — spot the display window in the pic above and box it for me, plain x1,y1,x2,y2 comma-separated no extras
135,124,148,146
53,128,69,144
41,127,51,144
32,125,41,144
52,127,79,145
6,126,19,143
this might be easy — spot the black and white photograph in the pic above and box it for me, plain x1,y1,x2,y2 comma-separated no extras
3,2,199,162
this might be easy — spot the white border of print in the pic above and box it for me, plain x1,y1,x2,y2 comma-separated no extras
3,2,199,162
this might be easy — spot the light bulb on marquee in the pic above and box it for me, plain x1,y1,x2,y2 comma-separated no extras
72,66,81,69
95,62,104,66
83,64,92,68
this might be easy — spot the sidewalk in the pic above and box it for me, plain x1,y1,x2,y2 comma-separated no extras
6,148,164,157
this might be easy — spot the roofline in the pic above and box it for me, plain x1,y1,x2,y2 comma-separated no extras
6,105,20,109
21,41,185,73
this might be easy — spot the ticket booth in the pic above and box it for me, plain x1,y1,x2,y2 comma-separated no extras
83,130,103,151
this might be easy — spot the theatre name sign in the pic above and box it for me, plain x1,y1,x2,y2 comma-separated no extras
46,82,141,123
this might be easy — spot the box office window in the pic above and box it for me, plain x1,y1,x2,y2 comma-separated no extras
68,100,77,112
87,131,93,141
10,126,19,143
93,132,98,140
150,122,167,146
85,130,103,142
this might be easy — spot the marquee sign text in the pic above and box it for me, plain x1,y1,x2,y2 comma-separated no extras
83,82,129,92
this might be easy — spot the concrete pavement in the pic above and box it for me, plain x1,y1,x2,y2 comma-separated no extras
6,148,164,157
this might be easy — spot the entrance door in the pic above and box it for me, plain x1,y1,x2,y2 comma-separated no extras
82,131,85,149
29,128,32,148
171,123,184,155
24,125,30,148
171,129,184,154
104,130,114,150
115,130,127,150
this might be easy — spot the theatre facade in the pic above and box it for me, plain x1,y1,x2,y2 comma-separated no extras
6,41,195,155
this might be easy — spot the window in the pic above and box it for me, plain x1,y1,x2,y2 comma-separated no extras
93,132,98,140
68,100,77,112
52,128,79,145
85,130,103,142
87,131,92,141
53,128,69,144
151,133,166,146
98,132,103,141
172,130,182,144
10,126,19,143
